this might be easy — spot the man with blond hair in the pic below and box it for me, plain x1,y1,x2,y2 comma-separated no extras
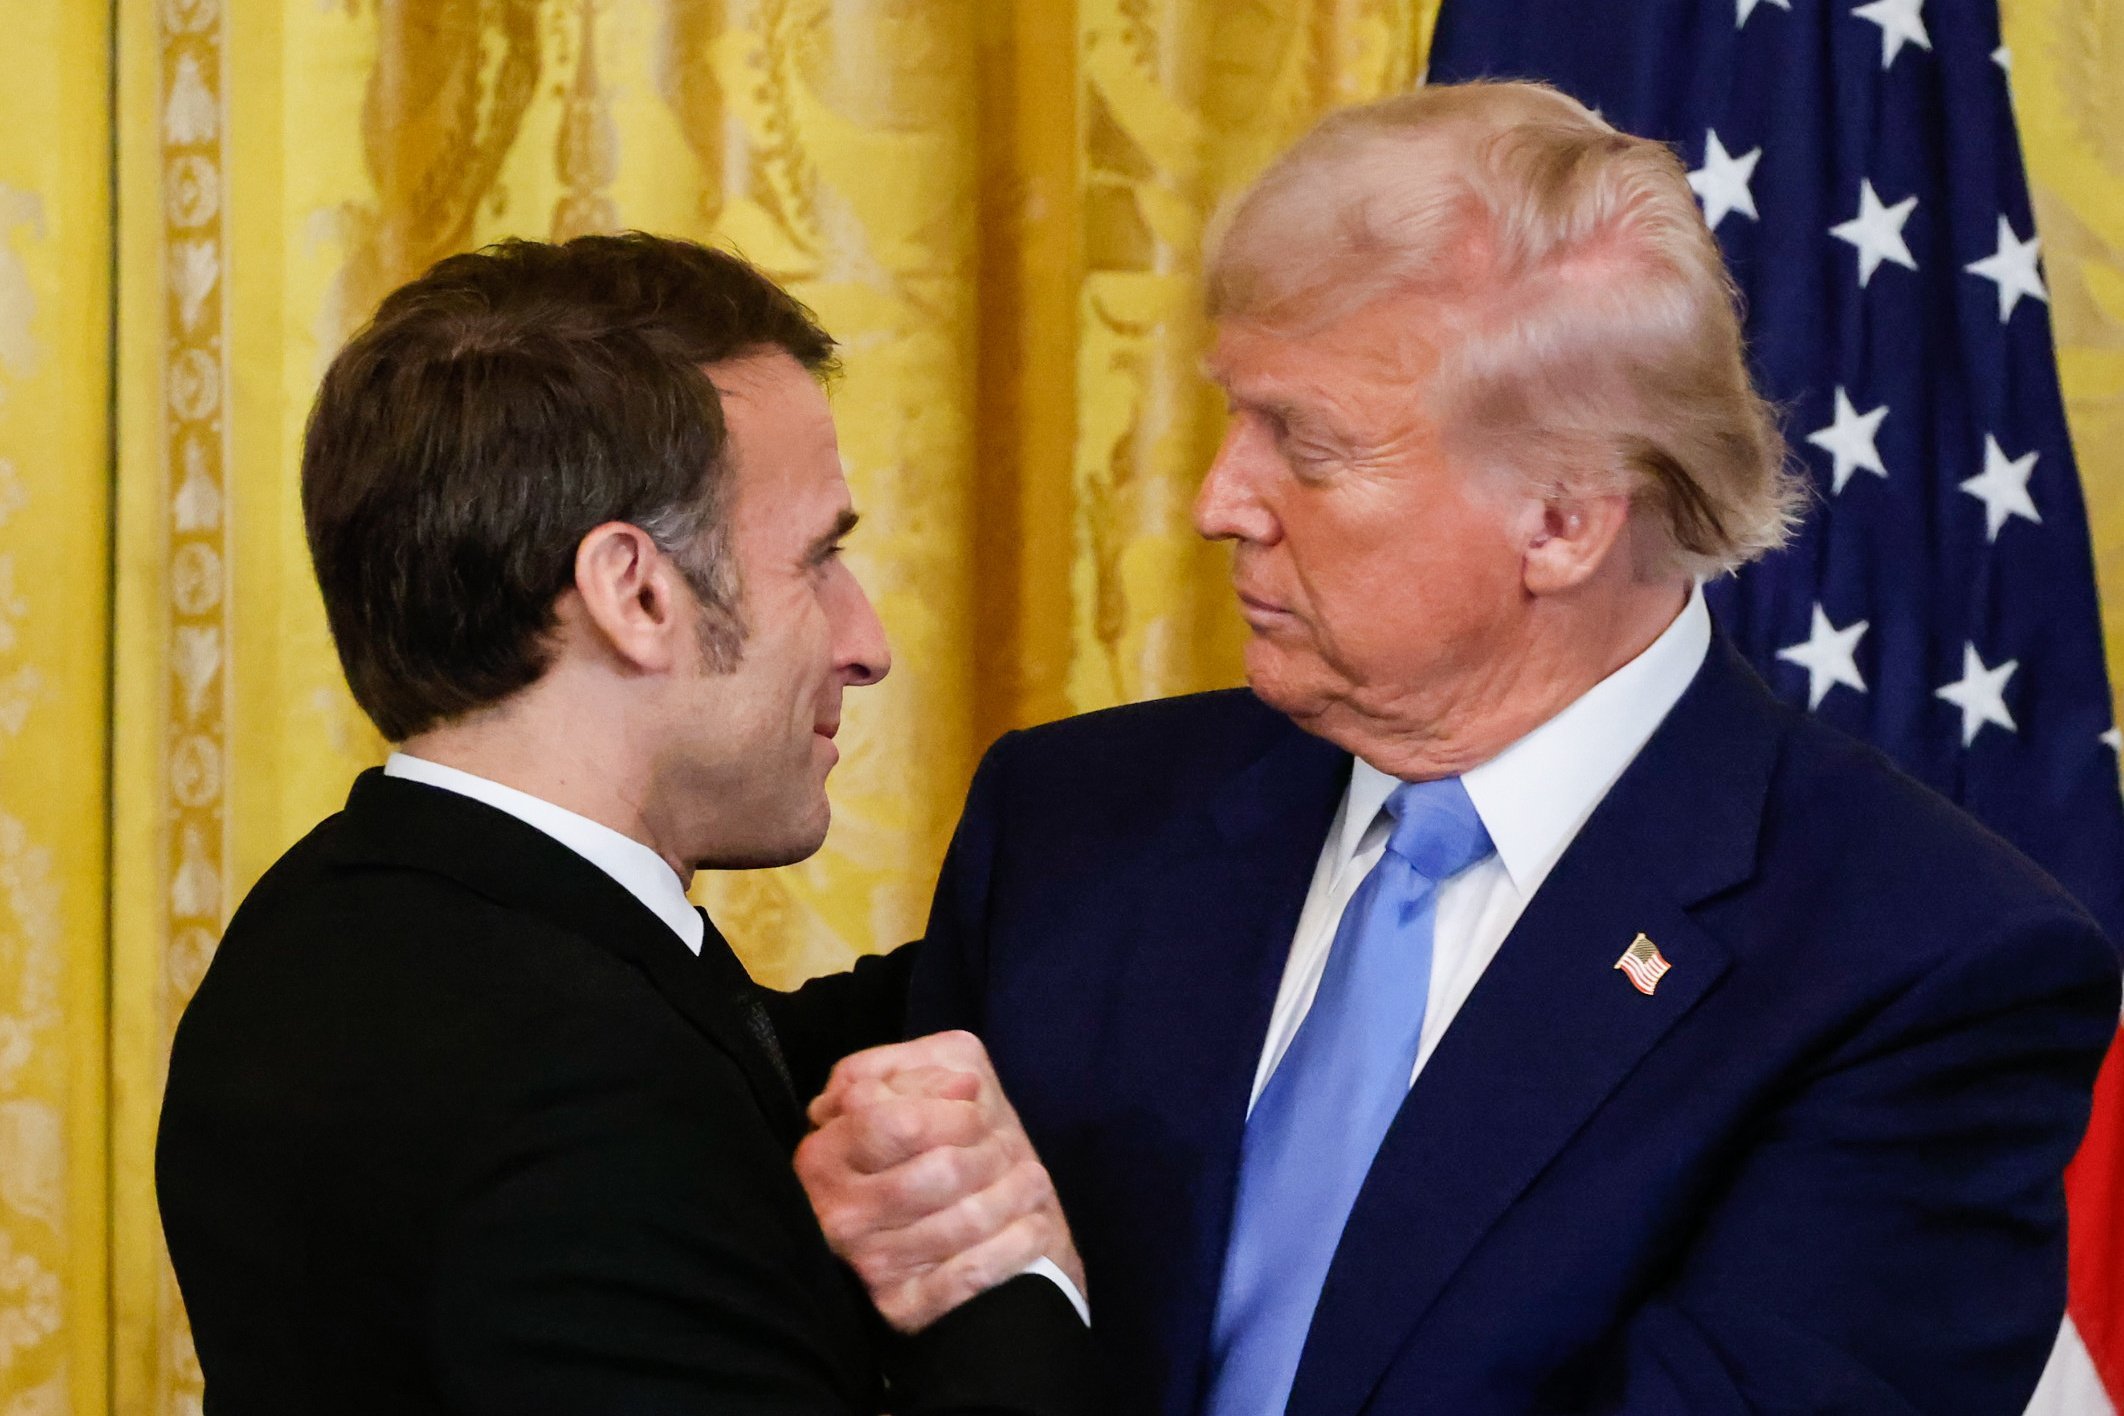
808,82,2119,1415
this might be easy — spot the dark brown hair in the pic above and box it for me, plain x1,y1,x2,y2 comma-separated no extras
302,232,835,741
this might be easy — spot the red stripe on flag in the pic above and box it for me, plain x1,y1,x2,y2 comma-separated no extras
2067,1025,2124,1408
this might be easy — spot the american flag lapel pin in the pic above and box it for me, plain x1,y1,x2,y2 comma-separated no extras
1614,933,1672,996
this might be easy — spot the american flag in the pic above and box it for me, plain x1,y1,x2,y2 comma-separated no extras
1614,933,1675,995
1425,1,2124,1409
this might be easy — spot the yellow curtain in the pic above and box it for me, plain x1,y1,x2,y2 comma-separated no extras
2004,0,2124,684
0,1,2117,1411
0,4,114,1413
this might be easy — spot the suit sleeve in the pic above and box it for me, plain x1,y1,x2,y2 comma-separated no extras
757,740,1013,1101
907,738,1014,1041
889,1274,1105,1416
1560,909,2119,1416
423,990,1096,1416
761,943,919,1102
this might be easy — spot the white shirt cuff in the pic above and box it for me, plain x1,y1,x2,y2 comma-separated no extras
1019,1255,1090,1326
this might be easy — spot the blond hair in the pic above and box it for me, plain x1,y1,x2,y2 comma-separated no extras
1206,81,1806,579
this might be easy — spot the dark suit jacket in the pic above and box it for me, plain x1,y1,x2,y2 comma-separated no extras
157,770,1094,1416
909,638,2120,1416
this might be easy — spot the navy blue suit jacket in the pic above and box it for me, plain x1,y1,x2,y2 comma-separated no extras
910,639,2119,1416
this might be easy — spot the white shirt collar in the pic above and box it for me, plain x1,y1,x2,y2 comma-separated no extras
382,752,707,954
1341,586,1711,894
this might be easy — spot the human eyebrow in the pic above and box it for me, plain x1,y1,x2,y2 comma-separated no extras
805,508,860,563
1244,399,1329,445
1200,362,1343,443
1215,387,1290,425
1218,386,1313,435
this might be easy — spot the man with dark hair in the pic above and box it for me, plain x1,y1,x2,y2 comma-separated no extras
155,233,1093,1415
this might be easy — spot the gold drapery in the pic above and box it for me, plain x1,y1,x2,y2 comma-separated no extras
2004,0,2124,683
1,2,2118,1410
0,4,114,1412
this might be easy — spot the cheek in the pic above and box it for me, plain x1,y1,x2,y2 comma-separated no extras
723,585,827,717
1289,486,1522,666
785,588,839,705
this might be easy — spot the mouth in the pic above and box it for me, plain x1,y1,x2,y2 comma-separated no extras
1234,588,1294,628
814,721,840,741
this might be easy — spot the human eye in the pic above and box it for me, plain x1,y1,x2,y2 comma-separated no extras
1280,427,1343,480
806,510,859,572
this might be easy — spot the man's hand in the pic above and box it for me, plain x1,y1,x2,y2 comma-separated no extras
793,1030,1085,1334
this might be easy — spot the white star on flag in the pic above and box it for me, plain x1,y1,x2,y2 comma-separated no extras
1853,0,1931,69
2104,727,2122,754
1964,215,2047,322
1688,130,1761,231
1959,435,2041,541
1991,44,2011,74
1777,605,1869,709
1737,0,1790,27
1806,387,1890,493
1935,643,2019,746
1831,180,1918,287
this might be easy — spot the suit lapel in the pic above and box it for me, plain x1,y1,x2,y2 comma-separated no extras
603,905,807,1144
1288,640,1789,1416
1101,719,1350,1416
334,771,806,1144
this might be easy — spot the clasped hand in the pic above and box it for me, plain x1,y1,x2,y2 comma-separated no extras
794,1030,1085,1333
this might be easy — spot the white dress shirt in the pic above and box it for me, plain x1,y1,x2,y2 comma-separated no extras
381,751,1092,1325
1249,587,1713,1111
384,752,706,952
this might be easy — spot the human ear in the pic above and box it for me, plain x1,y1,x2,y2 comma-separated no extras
1520,491,1632,596
569,522,689,672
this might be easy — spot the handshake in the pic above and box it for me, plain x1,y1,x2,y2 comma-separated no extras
794,1031,1085,1333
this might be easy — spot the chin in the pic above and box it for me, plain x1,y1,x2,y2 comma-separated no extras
788,814,831,863
767,811,833,867
1244,641,1331,725
694,800,832,871
700,834,824,872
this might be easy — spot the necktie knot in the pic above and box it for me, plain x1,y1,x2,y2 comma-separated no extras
1383,776,1492,884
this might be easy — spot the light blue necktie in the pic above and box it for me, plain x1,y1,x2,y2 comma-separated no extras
1204,777,1494,1416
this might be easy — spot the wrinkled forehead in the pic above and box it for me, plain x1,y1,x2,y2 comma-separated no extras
1205,290,1454,404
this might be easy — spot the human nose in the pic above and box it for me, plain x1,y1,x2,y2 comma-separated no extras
833,563,891,687
1193,418,1281,545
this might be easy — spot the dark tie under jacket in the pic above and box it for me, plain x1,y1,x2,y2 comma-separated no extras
691,905,797,1107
